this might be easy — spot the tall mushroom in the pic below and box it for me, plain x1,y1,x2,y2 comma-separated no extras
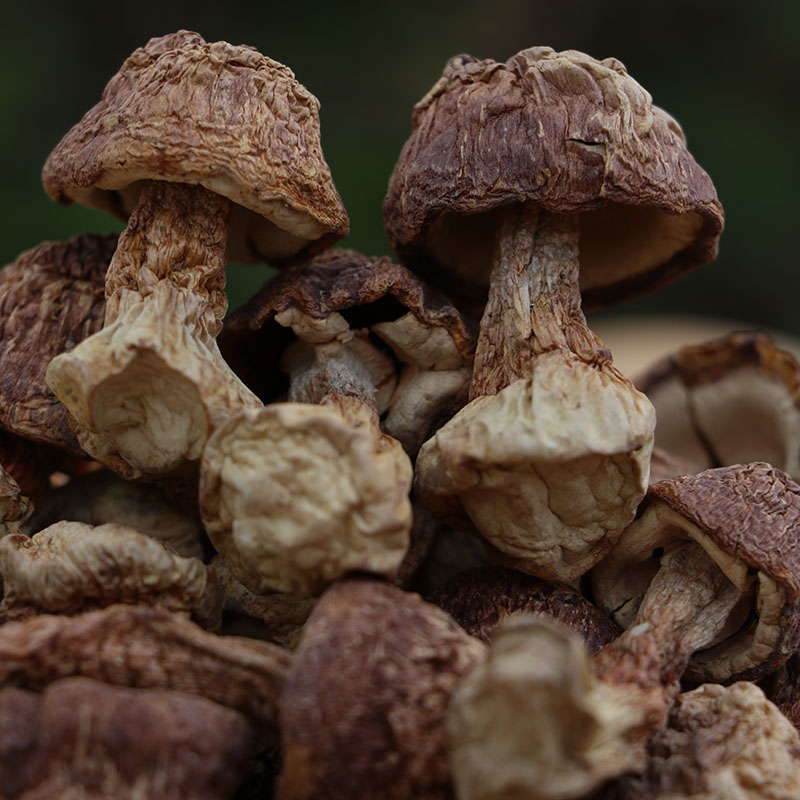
43,31,348,478
390,47,723,583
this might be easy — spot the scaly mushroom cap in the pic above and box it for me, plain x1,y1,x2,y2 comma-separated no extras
0,521,221,627
200,401,413,596
0,677,256,800
637,332,800,479
603,682,800,800
415,350,654,582
42,30,348,263
0,604,291,734
592,463,800,683
385,46,723,310
429,566,621,650
0,233,113,453
278,579,487,800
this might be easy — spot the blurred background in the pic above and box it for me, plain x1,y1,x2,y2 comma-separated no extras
1,0,797,367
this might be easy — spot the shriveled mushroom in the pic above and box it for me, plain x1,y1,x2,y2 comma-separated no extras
429,566,621,650
0,521,221,627
602,682,800,800
637,331,800,479
399,47,725,583
43,31,348,479
205,250,473,596
0,677,256,799
278,578,486,799
0,604,291,736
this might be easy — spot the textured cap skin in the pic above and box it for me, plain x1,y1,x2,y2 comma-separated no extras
42,31,348,264
0,234,114,453
385,47,723,310
0,677,256,800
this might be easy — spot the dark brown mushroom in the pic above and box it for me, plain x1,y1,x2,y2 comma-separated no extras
0,677,256,799
278,578,486,799
43,31,349,479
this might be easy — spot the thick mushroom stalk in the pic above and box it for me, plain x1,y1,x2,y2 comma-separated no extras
416,204,654,583
47,182,260,479
201,328,413,597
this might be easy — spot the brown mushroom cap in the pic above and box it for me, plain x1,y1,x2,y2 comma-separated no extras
278,578,486,800
0,521,221,627
0,233,113,453
0,677,256,799
637,331,800,479
385,46,723,311
592,462,800,683
42,30,348,264
429,566,621,650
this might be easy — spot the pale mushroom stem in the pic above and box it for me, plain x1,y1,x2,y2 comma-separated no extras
593,541,743,735
104,180,229,339
470,204,611,399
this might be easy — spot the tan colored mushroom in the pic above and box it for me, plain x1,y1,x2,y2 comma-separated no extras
43,31,348,479
637,331,800,480
398,47,725,583
278,578,486,800
0,521,221,627
0,677,257,799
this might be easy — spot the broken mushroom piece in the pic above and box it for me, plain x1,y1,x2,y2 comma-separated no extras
0,521,221,627
637,331,800,480
43,31,348,478
592,462,800,685
429,566,621,650
278,578,487,800
602,682,800,800
0,677,257,800
395,47,722,582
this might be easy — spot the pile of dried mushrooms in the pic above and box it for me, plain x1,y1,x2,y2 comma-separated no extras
1,30,799,800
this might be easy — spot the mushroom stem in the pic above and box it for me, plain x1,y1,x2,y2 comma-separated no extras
470,204,611,399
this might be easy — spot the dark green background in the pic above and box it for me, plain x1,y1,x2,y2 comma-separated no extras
2,1,797,330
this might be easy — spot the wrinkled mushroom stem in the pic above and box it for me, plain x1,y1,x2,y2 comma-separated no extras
593,541,743,736
470,205,611,399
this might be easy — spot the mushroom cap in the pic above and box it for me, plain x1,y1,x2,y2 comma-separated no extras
384,46,723,311
278,578,486,800
592,462,800,683
0,677,256,800
0,521,221,627
219,248,475,403
0,233,113,454
637,331,800,480
42,30,348,264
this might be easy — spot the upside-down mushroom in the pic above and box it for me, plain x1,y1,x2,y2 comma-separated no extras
398,48,722,583
43,30,348,479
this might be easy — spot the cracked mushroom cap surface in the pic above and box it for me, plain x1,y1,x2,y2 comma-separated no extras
602,682,800,800
278,578,487,800
384,46,722,311
42,30,348,264
0,677,256,800
0,233,113,453
592,462,800,683
0,521,221,628
637,332,800,480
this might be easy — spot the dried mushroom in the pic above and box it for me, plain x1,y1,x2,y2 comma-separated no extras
637,331,800,479
44,30,348,478
592,462,800,684
0,604,291,735
205,251,474,595
602,682,800,800
399,47,728,581
429,566,621,650
0,521,221,627
447,616,643,800
0,677,256,799
278,578,487,800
